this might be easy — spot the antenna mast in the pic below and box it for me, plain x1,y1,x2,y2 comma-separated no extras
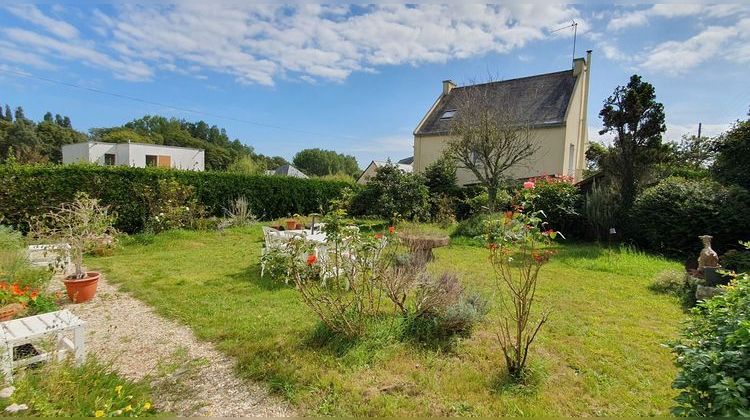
550,20,579,68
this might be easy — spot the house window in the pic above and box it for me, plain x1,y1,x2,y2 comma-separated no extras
145,155,158,167
104,153,116,166
440,109,457,119
146,155,171,168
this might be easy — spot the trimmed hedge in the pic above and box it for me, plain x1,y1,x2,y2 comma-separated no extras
0,164,353,233
631,177,750,257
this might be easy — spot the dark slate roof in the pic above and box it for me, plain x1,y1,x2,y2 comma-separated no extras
397,156,413,165
415,69,577,136
272,164,308,178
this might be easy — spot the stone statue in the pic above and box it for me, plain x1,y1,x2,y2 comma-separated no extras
697,235,719,273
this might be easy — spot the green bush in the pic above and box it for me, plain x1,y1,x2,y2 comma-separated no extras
452,212,503,239
350,164,429,222
669,273,750,416
631,177,750,257
722,247,750,274
0,164,353,233
518,177,583,236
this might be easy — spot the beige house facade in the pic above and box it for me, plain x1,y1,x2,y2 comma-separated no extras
413,51,592,185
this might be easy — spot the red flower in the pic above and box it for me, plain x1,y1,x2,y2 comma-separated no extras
388,226,395,235
30,291,38,300
488,243,498,250
375,233,383,240
523,181,535,189
306,254,317,266
503,211,513,220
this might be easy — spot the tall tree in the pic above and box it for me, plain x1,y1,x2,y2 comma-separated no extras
444,80,539,211
598,74,666,216
712,111,750,190
293,148,359,178
3,105,12,122
14,107,27,124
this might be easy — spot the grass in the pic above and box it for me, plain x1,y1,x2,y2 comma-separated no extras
88,225,685,416
1,359,155,417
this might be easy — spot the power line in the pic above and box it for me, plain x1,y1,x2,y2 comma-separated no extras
4,68,358,142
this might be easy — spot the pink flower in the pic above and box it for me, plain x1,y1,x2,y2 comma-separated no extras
523,181,535,189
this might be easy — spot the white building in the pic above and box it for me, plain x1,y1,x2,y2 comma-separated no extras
62,141,205,171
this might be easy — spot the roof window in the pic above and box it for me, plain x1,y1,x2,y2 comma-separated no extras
440,109,457,119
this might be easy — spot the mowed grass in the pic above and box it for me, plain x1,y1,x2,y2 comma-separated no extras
88,226,685,416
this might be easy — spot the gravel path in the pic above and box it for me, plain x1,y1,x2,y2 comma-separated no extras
56,274,293,417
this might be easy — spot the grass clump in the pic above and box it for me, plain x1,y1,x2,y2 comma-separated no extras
1,359,156,417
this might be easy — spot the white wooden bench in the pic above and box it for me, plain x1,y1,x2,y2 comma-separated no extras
0,310,85,382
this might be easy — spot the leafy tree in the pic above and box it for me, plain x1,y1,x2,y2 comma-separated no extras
43,112,53,123
292,148,359,178
3,105,12,122
598,74,667,217
424,155,459,197
351,163,430,222
444,79,540,211
226,155,265,175
14,107,28,124
584,141,609,175
673,134,716,169
712,113,750,190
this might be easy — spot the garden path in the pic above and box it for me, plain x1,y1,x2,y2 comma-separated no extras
55,274,293,417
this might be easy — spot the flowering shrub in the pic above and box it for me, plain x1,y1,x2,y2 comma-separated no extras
485,208,559,379
516,175,582,236
140,179,204,233
0,282,39,306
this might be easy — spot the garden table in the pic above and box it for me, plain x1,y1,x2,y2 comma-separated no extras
281,230,327,243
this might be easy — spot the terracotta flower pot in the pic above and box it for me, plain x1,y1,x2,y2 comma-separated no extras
63,271,101,303
286,220,298,230
0,303,25,322
295,223,304,230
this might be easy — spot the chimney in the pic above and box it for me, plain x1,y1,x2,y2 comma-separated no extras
442,79,456,95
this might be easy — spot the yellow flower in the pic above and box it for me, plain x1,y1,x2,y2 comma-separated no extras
124,405,133,412
143,402,152,410
95,410,106,417
114,385,123,395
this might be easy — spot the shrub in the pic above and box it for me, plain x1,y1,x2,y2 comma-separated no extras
0,164,353,233
722,246,750,274
350,164,429,223
431,194,456,227
141,179,204,233
669,273,750,416
485,210,559,380
452,212,503,239
584,180,618,241
631,177,750,257
649,269,688,296
517,176,583,236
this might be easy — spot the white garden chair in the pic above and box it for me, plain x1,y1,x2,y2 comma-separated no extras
260,226,290,278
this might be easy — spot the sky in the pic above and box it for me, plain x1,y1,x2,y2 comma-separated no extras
1,2,749,167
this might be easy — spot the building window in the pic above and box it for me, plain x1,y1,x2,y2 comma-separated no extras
104,153,116,166
440,109,457,119
145,155,158,167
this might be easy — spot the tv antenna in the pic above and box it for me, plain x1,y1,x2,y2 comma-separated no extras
550,20,578,67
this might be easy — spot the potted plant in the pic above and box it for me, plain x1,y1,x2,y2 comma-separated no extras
286,218,298,230
31,192,117,303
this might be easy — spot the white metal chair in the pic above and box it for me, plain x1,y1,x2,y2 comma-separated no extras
260,226,290,278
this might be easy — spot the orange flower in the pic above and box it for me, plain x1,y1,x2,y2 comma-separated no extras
374,233,383,240
11,284,23,296
306,254,317,266
388,226,395,235
487,243,498,250
30,291,38,300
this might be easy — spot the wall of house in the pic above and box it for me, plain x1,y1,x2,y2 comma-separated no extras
357,162,378,185
61,142,91,164
563,57,590,180
62,142,204,171
414,125,567,185
127,144,204,171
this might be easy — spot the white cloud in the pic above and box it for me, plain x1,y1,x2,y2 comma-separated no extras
2,28,152,81
638,20,750,75
4,5,78,39
0,4,582,85
607,4,746,31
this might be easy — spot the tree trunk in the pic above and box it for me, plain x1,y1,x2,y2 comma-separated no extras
487,185,498,212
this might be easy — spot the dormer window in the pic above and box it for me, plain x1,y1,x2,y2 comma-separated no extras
440,109,457,119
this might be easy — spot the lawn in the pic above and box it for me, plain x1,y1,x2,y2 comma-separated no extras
88,225,685,416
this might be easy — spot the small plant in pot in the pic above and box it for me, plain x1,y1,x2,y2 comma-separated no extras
30,192,117,303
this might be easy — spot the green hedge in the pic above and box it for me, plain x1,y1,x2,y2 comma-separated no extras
630,177,750,257
0,164,353,233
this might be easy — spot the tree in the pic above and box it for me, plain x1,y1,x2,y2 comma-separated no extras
3,105,12,122
227,155,265,175
351,163,430,222
712,113,750,190
444,81,540,211
43,112,53,123
598,74,667,217
293,148,359,178
14,107,28,124
584,141,609,175
424,155,459,197
673,134,716,169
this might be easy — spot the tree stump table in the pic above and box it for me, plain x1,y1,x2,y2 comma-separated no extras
398,234,450,262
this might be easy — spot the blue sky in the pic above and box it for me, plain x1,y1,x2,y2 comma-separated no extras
1,3,749,167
